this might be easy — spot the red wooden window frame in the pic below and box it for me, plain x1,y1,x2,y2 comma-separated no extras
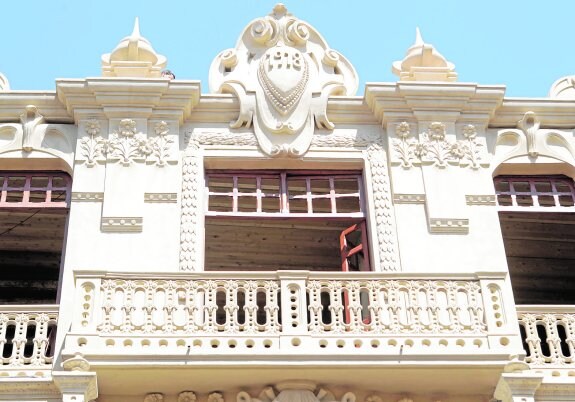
206,170,364,217
494,175,575,209
0,172,71,209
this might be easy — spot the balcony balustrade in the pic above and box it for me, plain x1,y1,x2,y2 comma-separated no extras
0,305,58,369
517,305,575,366
64,271,517,364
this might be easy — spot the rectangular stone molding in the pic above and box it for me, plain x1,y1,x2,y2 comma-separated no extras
71,192,104,202
393,193,426,204
101,217,143,232
144,192,178,203
465,195,496,206
428,218,469,234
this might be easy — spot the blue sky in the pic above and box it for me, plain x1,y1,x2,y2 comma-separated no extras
1,1,573,97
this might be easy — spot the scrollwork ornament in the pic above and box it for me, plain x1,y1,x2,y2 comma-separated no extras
286,20,310,45
250,18,275,44
322,49,340,67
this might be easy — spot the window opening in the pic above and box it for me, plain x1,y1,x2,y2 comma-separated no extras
0,171,71,304
495,175,575,209
495,175,575,304
205,170,369,272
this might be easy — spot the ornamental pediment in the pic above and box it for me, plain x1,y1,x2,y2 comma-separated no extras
209,3,358,157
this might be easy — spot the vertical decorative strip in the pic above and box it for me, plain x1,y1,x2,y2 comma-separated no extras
180,150,202,271
365,143,400,271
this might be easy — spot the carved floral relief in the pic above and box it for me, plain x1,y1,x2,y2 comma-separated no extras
390,122,487,169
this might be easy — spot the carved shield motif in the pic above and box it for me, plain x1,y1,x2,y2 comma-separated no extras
258,46,309,116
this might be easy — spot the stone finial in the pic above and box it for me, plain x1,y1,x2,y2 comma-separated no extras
101,17,167,78
0,72,10,91
392,27,457,82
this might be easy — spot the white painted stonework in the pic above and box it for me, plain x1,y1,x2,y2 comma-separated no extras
0,4,573,402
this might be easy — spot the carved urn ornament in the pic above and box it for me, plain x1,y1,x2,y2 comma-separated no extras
209,3,358,157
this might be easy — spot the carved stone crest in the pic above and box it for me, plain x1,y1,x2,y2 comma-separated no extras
209,4,358,157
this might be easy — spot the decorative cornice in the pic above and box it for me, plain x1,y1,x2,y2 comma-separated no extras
465,195,496,206
428,218,469,234
144,192,178,203
56,78,200,123
101,217,143,232
71,192,104,202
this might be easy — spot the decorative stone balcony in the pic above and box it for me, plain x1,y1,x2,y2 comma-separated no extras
517,305,575,367
64,271,520,365
0,305,58,373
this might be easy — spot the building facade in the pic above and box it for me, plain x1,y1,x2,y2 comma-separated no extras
0,4,574,402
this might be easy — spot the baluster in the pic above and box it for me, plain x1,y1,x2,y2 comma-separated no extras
465,282,485,332
243,281,258,333
142,281,156,334
367,281,382,333
544,313,563,364
265,281,280,333
407,281,422,333
224,280,239,333
445,281,462,332
204,280,218,333
32,313,49,365
387,280,402,333
163,281,177,334
184,280,199,333
99,280,116,333
120,281,136,333
328,280,344,333
307,281,322,333
425,281,440,333
10,314,27,366
522,314,543,364
347,281,362,332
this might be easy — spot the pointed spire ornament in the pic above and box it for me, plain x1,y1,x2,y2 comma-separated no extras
392,28,457,82
101,17,167,78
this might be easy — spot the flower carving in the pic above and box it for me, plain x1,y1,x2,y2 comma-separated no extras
391,121,418,168
79,119,108,167
428,122,446,141
148,121,174,166
462,124,477,139
107,119,150,166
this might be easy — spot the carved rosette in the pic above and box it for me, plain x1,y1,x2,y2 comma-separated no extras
209,4,358,158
